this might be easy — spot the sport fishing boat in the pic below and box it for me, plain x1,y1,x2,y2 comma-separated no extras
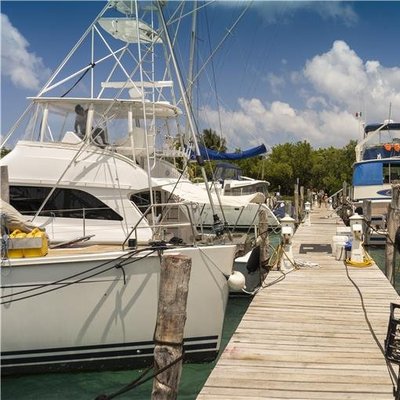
0,0,253,375
351,120,400,244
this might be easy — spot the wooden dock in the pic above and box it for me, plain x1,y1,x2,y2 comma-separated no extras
198,206,399,399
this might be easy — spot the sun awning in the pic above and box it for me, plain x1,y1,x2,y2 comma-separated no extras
152,178,266,206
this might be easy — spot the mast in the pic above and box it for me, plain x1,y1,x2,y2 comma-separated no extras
157,1,222,229
186,0,197,140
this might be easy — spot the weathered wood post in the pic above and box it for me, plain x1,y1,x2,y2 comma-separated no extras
385,184,400,287
152,254,192,400
306,188,312,209
294,183,299,225
1,165,9,202
258,208,269,273
362,200,372,243
299,186,304,221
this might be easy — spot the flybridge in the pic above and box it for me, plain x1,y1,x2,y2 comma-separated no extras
355,121,400,162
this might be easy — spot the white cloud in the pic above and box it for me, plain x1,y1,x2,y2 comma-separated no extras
265,72,285,94
251,2,358,26
304,40,400,122
1,13,50,90
199,40,400,150
304,40,367,104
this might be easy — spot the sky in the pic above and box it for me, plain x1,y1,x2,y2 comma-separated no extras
1,1,400,151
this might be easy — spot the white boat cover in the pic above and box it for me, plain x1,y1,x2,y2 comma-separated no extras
152,178,265,207
0,199,39,233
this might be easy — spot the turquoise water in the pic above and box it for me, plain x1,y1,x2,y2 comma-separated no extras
366,246,400,294
3,236,394,399
1,296,252,400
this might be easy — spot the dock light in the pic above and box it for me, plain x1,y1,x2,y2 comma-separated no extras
280,214,295,244
305,201,311,212
349,213,364,236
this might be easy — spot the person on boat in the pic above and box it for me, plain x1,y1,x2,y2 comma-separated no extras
74,104,108,147
74,104,88,138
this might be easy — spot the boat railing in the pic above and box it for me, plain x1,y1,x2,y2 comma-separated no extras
122,202,199,250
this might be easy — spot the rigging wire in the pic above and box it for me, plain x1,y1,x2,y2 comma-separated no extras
0,247,157,305
204,4,224,149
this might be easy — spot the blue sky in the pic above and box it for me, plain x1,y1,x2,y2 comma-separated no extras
1,1,400,151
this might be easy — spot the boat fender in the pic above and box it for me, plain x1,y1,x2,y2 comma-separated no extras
228,271,246,291
246,245,260,274
395,227,400,253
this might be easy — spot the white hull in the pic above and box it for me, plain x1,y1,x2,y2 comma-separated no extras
353,184,392,202
196,203,280,230
1,244,235,375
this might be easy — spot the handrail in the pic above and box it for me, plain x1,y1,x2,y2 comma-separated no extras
122,202,198,250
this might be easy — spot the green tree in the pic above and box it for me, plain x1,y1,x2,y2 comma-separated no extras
198,129,227,152
1,147,11,158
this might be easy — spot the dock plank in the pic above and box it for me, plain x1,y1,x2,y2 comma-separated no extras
198,207,399,399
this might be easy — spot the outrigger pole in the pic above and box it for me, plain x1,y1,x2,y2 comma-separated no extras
157,1,224,235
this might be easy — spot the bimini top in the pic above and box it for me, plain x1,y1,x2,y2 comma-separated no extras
191,143,267,161
28,97,181,119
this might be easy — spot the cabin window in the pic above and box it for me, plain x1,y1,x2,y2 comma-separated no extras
9,186,123,220
130,191,162,214
383,163,400,183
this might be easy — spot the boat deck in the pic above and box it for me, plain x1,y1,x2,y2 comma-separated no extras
198,206,399,399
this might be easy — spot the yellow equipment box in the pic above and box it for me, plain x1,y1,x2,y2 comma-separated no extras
7,228,48,258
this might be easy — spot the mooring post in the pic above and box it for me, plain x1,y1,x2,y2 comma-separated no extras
1,165,9,203
362,200,372,243
294,183,299,225
306,188,312,209
299,186,304,221
152,254,192,400
385,184,400,286
342,181,347,206
258,208,269,272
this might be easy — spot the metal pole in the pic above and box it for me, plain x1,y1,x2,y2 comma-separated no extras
157,2,219,219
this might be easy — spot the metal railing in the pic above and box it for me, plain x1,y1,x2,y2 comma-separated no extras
122,202,198,250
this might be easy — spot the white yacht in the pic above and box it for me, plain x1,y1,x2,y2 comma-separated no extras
351,120,400,245
0,0,253,375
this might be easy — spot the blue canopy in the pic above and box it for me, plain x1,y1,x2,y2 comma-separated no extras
191,143,267,161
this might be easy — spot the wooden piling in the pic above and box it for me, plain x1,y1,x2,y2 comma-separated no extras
294,183,299,224
341,181,347,206
258,209,269,271
385,184,400,286
299,185,304,220
1,165,9,203
363,200,372,243
152,254,192,400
